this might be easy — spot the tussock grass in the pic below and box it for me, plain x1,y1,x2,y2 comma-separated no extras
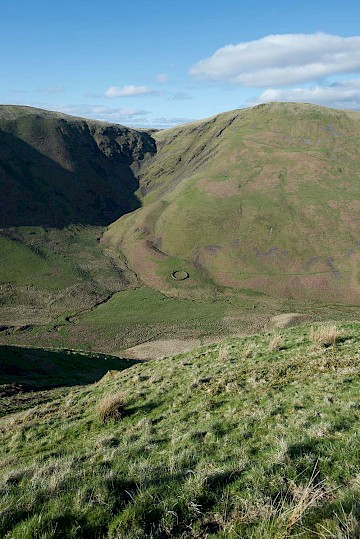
242,341,255,358
282,468,329,536
269,333,284,352
310,324,343,347
97,393,125,422
218,345,229,362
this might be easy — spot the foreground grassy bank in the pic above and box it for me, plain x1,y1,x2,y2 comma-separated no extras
1,322,359,538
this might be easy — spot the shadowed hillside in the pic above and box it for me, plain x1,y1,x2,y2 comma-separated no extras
0,105,156,227
105,102,360,304
0,344,137,391
0,345,138,415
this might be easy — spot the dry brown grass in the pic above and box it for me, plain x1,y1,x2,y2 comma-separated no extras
243,342,255,358
310,325,342,347
283,478,327,535
218,345,229,363
269,333,283,352
97,394,124,423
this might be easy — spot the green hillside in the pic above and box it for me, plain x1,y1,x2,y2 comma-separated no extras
106,102,360,305
1,322,359,538
1,103,360,354
1,104,359,537
0,225,139,327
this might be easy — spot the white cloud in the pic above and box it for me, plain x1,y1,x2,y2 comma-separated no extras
190,33,360,87
249,79,360,110
156,73,169,83
105,85,157,97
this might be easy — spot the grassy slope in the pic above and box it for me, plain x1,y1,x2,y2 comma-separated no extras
106,102,360,304
0,322,359,538
0,225,138,326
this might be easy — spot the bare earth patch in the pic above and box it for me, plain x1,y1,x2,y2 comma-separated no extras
126,238,166,290
122,337,225,360
197,177,240,197
268,313,314,329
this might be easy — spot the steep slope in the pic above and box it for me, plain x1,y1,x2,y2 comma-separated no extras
105,102,360,304
1,322,359,537
0,105,156,227
0,106,156,325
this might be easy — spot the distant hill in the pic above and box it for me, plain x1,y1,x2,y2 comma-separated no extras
0,105,156,227
105,102,360,304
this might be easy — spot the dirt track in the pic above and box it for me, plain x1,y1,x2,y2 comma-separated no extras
122,337,225,360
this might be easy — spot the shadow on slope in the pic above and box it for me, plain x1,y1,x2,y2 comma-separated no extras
0,127,150,227
0,345,139,390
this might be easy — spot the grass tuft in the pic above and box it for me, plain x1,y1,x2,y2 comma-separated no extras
310,324,342,347
218,345,229,363
269,333,283,352
283,470,328,535
242,341,255,358
97,394,125,423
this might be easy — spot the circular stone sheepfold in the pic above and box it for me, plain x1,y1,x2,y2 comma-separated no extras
171,271,189,281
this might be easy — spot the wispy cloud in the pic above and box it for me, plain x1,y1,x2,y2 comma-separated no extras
48,104,149,123
151,116,195,128
12,100,196,129
190,33,360,87
249,80,360,110
39,85,64,94
169,92,192,101
105,85,158,97
14,85,64,95
156,73,169,83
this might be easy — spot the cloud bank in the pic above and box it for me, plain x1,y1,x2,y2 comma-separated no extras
190,33,360,87
250,80,360,110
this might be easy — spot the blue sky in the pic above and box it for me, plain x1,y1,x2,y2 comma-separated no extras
2,0,360,127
